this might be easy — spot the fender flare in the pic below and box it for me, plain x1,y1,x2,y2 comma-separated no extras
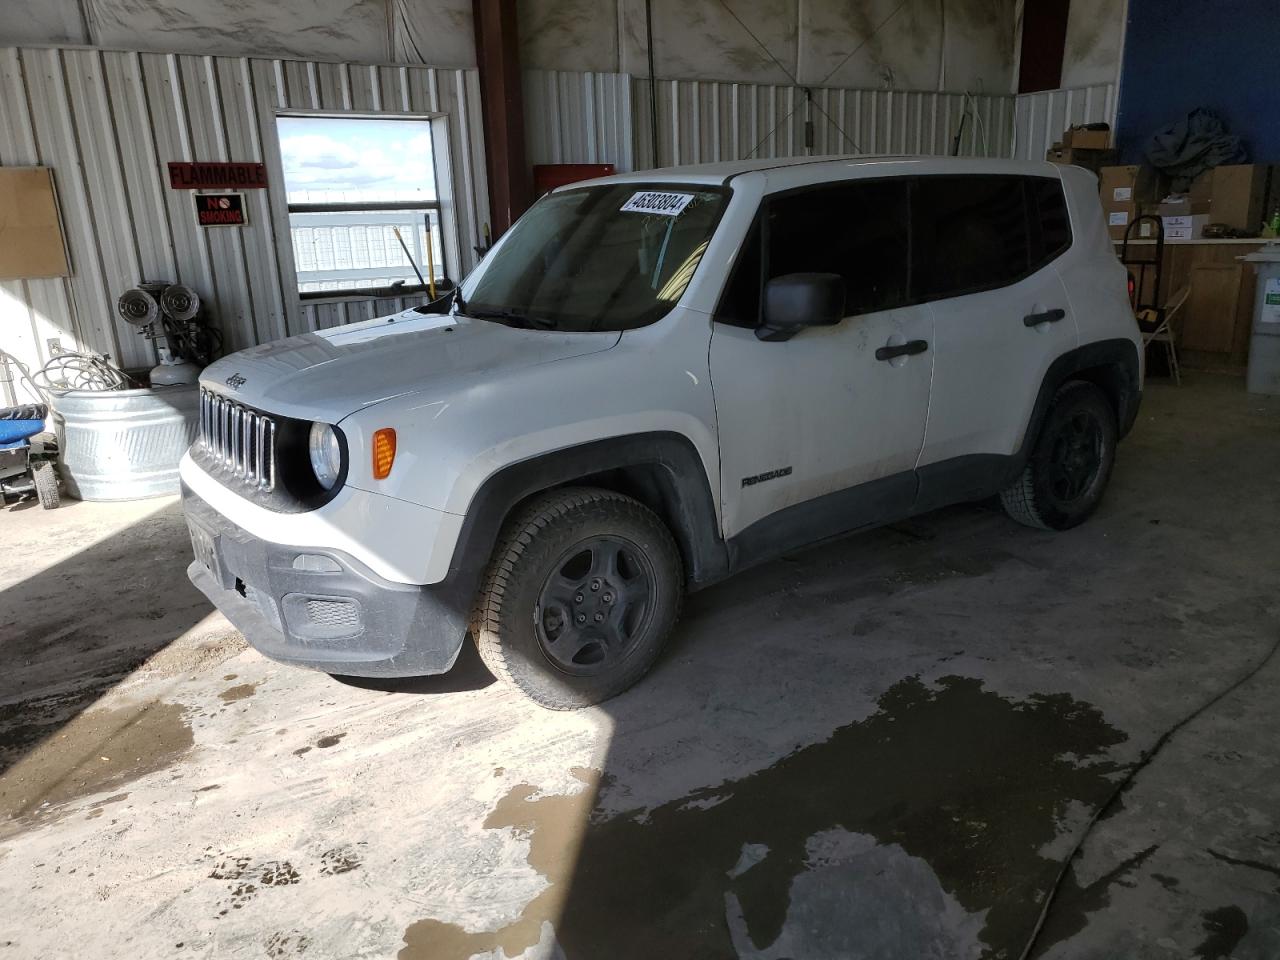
1012,337,1142,480
443,432,728,601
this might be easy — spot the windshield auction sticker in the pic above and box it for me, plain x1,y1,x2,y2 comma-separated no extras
620,191,696,216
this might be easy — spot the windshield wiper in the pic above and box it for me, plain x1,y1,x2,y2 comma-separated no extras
466,307,557,330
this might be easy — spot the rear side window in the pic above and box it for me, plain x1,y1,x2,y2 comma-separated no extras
1028,177,1072,268
717,179,911,326
912,175,1030,300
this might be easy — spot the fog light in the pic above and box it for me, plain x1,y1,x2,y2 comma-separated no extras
373,428,397,479
293,553,341,573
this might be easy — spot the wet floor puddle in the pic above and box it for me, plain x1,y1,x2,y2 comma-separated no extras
402,675,1128,960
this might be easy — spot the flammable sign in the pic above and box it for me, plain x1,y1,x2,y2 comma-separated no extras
194,193,246,227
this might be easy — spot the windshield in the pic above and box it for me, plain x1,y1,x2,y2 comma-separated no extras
460,183,729,331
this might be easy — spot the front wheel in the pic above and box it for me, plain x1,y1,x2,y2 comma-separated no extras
33,460,60,510
472,488,684,709
1000,380,1116,530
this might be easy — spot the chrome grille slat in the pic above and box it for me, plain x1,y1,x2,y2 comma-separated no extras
198,388,277,491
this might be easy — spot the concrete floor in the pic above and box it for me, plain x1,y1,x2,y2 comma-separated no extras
1,374,1278,960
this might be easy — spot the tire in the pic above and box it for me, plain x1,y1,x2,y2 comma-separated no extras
471,487,684,710
32,460,60,510
1000,380,1117,531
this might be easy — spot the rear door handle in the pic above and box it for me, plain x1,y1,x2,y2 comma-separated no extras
1023,308,1066,327
875,339,929,361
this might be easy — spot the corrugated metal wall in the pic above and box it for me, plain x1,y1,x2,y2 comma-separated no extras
300,294,420,331
1012,83,1118,161
632,79,1016,168
0,45,488,405
0,44,1039,408
523,69,634,172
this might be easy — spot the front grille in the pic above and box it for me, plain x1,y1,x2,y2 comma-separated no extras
199,388,276,491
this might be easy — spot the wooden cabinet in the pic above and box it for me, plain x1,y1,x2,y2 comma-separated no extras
1116,240,1265,371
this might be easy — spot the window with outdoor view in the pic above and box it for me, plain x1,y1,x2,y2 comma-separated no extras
277,116,445,296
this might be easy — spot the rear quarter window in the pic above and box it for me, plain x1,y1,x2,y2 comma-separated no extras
1028,177,1072,267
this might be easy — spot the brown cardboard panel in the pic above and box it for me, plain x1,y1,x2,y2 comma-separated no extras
1063,126,1111,150
1157,198,1212,216
1103,201,1138,240
1099,164,1162,205
1188,170,1214,204
1209,164,1270,232
0,167,70,280
1046,146,1117,172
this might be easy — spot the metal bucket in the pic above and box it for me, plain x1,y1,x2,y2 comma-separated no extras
52,386,199,500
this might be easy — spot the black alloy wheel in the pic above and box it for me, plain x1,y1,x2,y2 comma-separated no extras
535,536,656,674
1000,380,1117,531
1046,409,1105,506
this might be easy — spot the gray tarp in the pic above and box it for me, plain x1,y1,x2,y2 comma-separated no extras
1145,108,1247,192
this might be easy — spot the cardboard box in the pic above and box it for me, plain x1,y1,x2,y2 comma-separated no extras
1099,165,1162,205
1162,213,1210,240
1208,164,1272,232
1046,146,1118,173
1062,126,1111,150
1157,197,1212,217
1105,203,1137,240
1188,170,1214,205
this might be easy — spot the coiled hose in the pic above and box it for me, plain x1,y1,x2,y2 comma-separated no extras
0,348,134,400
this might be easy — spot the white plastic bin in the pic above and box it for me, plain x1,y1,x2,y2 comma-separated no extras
1242,247,1280,396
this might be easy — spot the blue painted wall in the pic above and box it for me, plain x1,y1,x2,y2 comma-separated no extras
1117,0,1280,163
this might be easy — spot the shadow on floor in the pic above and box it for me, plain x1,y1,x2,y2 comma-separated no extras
332,641,496,696
0,502,223,777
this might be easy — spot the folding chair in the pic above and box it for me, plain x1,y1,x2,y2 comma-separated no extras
1140,284,1190,386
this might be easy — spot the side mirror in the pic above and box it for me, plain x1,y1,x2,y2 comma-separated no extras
756,273,846,341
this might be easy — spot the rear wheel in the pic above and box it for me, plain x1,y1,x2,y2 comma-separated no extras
1000,380,1116,530
472,488,683,709
33,460,60,510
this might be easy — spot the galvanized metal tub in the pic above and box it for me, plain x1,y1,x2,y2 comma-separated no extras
52,386,200,500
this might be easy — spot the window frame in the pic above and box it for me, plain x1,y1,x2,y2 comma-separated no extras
273,111,450,301
713,173,1074,328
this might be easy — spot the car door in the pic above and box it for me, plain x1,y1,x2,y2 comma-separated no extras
912,174,1080,510
709,178,935,555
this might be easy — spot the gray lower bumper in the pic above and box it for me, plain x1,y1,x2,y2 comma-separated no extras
183,487,468,678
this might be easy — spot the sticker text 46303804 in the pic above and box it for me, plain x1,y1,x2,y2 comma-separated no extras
620,192,695,216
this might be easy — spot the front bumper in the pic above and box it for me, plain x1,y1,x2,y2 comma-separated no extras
183,487,469,677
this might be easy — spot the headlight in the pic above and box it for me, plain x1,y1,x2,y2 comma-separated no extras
308,422,342,490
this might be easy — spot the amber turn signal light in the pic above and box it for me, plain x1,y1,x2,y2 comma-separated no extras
372,428,397,479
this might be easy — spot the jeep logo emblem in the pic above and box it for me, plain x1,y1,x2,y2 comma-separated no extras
225,373,246,390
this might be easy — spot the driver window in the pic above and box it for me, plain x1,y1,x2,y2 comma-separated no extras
716,179,910,328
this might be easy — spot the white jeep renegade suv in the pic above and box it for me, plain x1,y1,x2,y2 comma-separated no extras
182,156,1142,709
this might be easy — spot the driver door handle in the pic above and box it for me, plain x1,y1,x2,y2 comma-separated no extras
1023,308,1066,327
875,339,929,361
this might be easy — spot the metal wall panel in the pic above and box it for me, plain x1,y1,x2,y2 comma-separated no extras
523,69,634,172
630,78,1016,169
0,45,489,405
299,295,419,332
1012,83,1118,161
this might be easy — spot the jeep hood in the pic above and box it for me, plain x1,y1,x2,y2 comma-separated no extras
199,310,621,421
